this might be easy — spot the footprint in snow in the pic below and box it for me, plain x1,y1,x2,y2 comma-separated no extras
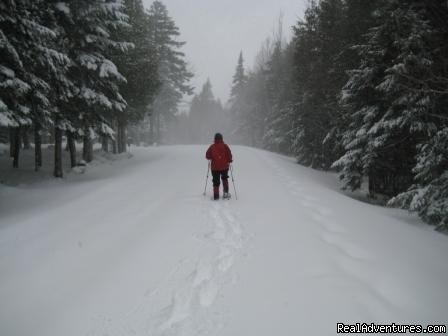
199,281,219,307
321,232,369,261
193,260,213,287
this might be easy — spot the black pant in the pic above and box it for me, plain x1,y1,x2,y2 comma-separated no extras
212,170,229,190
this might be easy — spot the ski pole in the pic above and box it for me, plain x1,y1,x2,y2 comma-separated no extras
230,163,238,200
203,161,210,196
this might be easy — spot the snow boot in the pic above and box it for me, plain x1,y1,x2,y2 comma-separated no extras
223,192,231,200
213,186,219,200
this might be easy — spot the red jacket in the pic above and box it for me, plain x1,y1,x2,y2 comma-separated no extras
206,140,232,171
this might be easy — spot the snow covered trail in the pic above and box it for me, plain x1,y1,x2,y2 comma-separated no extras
0,145,447,336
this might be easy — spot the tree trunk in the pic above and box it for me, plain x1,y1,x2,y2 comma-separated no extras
112,120,118,154
149,112,155,145
83,134,93,163
54,127,63,177
117,118,127,153
112,139,118,154
368,173,376,199
67,131,77,168
49,127,55,145
122,123,127,151
116,125,121,153
9,127,15,158
102,136,109,153
12,127,20,168
117,124,122,153
22,127,31,149
155,113,160,144
34,124,42,171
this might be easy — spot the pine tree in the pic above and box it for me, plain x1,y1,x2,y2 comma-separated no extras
111,0,160,152
147,1,193,144
188,79,223,143
0,1,31,130
387,1,448,229
44,1,74,176
55,0,130,165
333,0,437,198
228,51,248,144
262,42,295,153
230,51,247,100
290,0,346,169
389,128,448,231
230,50,270,147
0,0,70,172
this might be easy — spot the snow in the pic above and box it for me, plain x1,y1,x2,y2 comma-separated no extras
0,64,15,78
85,34,97,44
17,104,30,115
0,99,7,111
94,26,110,38
99,59,126,82
5,78,31,94
100,122,115,138
0,111,16,127
78,54,99,71
45,48,71,68
22,19,56,39
55,2,70,15
376,75,395,92
80,87,112,108
0,145,447,336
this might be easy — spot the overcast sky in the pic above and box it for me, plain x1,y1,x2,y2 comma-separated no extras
142,0,307,105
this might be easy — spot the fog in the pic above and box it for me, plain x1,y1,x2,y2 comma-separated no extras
142,0,306,102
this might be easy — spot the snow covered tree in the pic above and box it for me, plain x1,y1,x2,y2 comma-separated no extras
228,15,295,150
54,0,130,165
240,71,270,147
262,42,295,154
42,1,75,176
221,0,447,229
1,0,191,177
188,80,224,144
147,1,193,144
110,0,160,152
333,0,439,198
229,44,279,148
386,1,448,229
228,51,249,144
230,51,247,100
0,0,70,173
389,128,448,231
229,20,293,150
290,0,347,169
0,3,31,132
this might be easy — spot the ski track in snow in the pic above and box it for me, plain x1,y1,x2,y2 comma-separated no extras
149,201,251,335
256,151,395,318
90,197,251,336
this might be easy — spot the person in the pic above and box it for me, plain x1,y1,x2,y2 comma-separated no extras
206,133,233,200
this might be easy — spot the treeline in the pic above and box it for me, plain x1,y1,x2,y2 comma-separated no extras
0,0,191,176
165,79,227,145
188,80,226,144
230,0,448,230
